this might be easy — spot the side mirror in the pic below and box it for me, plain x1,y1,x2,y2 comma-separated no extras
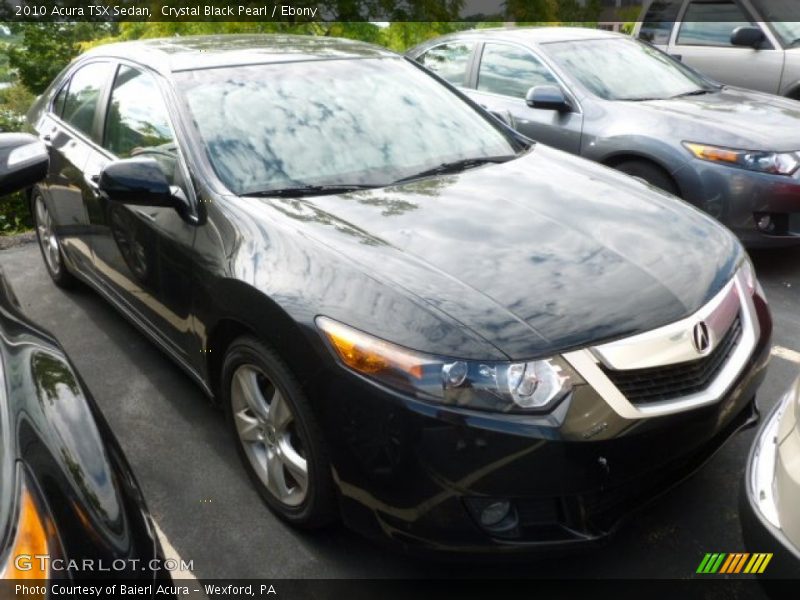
731,26,766,49
98,157,174,207
0,133,49,197
525,85,572,112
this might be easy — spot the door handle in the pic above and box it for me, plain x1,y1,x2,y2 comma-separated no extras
85,174,101,192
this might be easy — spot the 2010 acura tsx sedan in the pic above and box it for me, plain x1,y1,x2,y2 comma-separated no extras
26,35,772,553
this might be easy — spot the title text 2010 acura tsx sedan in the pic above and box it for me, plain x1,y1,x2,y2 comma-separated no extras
0,133,176,589
25,35,773,553
407,28,800,247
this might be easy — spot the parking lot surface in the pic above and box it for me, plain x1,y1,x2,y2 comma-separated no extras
1,240,798,581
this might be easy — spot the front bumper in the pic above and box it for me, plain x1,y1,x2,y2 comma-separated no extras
741,382,800,578
318,292,772,555
675,160,800,248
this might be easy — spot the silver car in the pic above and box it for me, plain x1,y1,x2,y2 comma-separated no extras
407,27,800,247
742,376,800,576
634,0,800,99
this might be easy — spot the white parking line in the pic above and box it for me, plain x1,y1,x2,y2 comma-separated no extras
154,520,205,596
772,345,800,365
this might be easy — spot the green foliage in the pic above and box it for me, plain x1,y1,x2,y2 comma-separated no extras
0,83,35,234
5,23,117,94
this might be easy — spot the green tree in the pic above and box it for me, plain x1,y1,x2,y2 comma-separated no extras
5,22,116,93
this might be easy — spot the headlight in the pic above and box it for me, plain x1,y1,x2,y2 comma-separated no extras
316,317,580,413
0,469,56,584
684,142,800,176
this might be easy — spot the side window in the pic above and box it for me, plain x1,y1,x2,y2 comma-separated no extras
51,82,69,117
477,44,558,99
103,66,178,184
638,0,683,44
62,62,113,137
677,1,753,47
416,42,475,87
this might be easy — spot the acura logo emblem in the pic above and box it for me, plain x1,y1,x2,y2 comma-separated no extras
692,322,712,355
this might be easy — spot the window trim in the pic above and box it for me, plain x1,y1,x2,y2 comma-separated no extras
470,40,582,113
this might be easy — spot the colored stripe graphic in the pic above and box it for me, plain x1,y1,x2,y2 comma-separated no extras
697,553,773,574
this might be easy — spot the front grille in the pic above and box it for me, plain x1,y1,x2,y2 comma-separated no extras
601,314,743,405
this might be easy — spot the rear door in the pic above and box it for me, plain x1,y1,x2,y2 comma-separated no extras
34,61,114,275
84,63,199,362
669,0,784,93
469,42,583,153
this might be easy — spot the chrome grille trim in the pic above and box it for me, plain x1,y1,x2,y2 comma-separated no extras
563,267,759,418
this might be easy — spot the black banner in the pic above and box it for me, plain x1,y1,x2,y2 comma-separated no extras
0,0,798,24
3,578,797,600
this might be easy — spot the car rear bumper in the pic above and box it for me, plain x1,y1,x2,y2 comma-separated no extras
318,295,772,555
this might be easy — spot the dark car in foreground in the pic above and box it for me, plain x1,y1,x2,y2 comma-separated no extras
0,134,174,588
407,28,800,247
741,377,800,577
25,35,772,553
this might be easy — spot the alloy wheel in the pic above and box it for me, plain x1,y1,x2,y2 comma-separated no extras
35,195,61,275
230,364,309,507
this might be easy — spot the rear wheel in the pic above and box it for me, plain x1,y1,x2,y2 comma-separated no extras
32,190,75,288
614,160,679,197
222,336,336,528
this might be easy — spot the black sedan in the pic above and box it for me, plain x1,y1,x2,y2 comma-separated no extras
0,134,175,587
26,35,772,553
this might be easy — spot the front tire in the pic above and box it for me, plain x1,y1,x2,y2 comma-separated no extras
614,160,679,197
221,336,336,528
32,190,75,288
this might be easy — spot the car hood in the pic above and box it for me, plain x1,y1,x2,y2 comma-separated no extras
257,145,741,359
635,87,800,152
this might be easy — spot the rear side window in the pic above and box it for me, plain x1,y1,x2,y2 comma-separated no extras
62,62,113,137
677,1,753,46
416,42,474,86
638,0,683,44
51,83,69,117
477,43,557,99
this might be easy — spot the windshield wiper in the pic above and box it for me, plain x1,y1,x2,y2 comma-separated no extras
242,184,379,198
670,88,715,99
391,156,516,185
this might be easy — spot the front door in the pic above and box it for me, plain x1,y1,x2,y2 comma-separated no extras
468,42,583,154
83,64,198,362
669,0,784,94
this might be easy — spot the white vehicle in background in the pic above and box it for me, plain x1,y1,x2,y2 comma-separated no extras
634,0,800,99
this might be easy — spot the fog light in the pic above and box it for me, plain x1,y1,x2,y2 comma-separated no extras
480,500,511,527
756,213,775,233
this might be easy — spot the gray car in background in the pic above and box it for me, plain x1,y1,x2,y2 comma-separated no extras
407,27,800,246
634,0,800,99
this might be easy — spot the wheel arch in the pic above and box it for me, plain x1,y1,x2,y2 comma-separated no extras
600,152,684,198
202,281,325,407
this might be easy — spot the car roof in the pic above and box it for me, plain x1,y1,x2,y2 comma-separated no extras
413,26,624,49
81,34,397,74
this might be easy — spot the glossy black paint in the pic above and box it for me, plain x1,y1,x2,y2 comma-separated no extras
26,35,769,552
0,267,172,585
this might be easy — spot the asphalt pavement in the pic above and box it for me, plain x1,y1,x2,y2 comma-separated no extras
1,239,799,581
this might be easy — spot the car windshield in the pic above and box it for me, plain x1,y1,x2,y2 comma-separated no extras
174,57,520,195
544,38,714,101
